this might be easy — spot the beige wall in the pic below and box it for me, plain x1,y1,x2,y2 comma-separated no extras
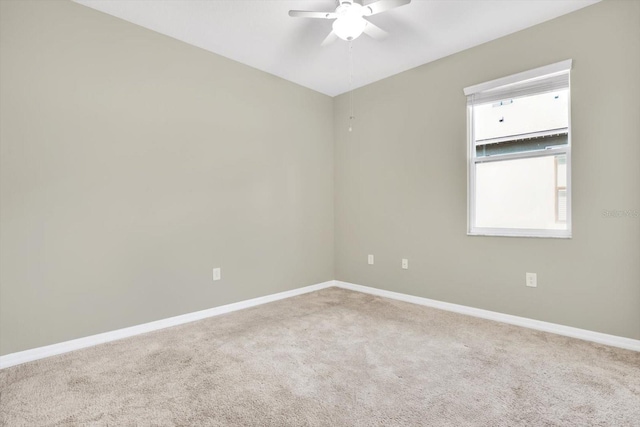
334,0,640,339
0,0,334,355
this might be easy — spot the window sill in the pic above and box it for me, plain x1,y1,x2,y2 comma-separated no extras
467,229,572,239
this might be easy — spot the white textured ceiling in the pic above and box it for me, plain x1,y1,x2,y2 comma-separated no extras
74,0,600,97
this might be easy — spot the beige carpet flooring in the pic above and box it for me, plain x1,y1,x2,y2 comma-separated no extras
1,287,639,426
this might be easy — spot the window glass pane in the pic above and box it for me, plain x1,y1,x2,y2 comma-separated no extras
476,134,567,157
473,89,569,157
475,154,568,230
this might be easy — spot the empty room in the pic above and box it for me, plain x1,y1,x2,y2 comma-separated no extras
1,0,639,425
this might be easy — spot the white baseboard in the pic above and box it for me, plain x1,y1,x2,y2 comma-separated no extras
0,280,335,369
2,278,637,369
334,280,640,352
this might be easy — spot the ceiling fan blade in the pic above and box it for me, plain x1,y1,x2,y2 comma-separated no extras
363,0,411,16
288,10,337,19
362,21,388,40
321,31,339,47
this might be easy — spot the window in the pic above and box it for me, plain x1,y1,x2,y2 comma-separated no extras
464,60,572,238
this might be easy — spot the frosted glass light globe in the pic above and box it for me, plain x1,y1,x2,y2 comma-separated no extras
332,2,367,41
333,17,367,41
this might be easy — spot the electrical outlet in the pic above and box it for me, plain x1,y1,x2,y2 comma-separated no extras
402,259,408,269
368,254,374,265
526,272,537,288
213,268,221,281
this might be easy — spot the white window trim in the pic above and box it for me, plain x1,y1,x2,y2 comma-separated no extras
465,60,573,239
463,59,573,97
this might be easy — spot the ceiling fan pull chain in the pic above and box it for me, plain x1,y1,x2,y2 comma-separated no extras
349,40,355,132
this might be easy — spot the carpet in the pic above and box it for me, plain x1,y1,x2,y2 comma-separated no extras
1,287,639,426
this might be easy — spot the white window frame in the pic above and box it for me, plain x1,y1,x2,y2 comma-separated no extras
465,60,573,238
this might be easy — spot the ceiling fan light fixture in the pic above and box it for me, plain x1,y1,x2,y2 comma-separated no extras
332,16,368,41
288,0,410,45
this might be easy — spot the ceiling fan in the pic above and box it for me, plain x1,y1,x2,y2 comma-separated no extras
288,0,411,46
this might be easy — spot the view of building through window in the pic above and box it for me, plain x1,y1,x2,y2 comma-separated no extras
475,153,567,230
469,83,570,236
